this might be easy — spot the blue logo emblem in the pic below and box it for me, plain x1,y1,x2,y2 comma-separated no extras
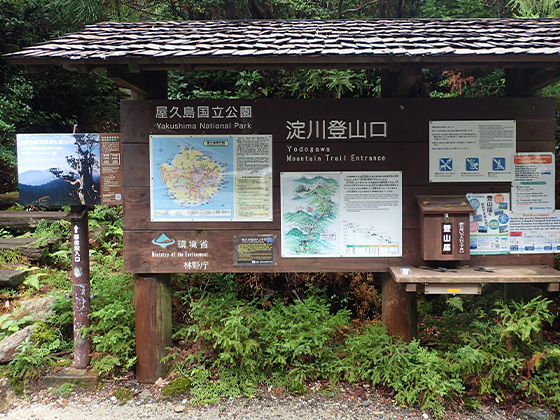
152,233,176,248
492,157,506,171
466,158,479,171
439,158,453,171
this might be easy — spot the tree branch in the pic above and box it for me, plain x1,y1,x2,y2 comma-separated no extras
247,0,265,19
165,0,188,20
341,0,382,16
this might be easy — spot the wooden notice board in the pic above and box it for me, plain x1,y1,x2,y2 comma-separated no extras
121,97,557,273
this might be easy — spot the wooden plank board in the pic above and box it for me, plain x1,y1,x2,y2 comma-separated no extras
0,211,69,230
389,265,560,284
124,229,556,273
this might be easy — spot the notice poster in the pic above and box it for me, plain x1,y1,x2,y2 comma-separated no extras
466,193,510,255
17,133,122,206
429,120,515,182
512,152,555,213
234,234,276,266
509,212,560,253
150,134,272,222
99,134,122,205
281,171,402,258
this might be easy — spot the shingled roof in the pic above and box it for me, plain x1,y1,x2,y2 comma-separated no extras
6,19,560,71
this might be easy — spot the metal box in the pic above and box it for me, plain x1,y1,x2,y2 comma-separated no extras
417,195,475,262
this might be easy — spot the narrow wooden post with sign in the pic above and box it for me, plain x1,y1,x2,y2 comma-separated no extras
70,205,91,369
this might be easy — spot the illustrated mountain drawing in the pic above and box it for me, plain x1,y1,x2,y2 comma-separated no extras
283,175,338,255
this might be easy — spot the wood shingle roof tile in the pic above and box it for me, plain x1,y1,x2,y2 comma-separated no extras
7,18,560,70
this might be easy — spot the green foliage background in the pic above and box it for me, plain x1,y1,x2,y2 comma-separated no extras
2,0,560,416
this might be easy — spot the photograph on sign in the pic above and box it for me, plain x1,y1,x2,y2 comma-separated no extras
466,193,510,255
429,120,515,183
150,134,272,222
509,212,560,254
17,133,102,206
281,171,402,258
512,152,555,213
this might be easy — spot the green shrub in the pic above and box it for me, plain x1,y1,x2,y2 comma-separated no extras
257,295,350,384
7,337,57,390
81,267,136,376
183,291,350,403
342,324,462,418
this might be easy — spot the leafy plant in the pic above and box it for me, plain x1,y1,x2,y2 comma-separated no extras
182,290,350,403
81,269,136,375
342,324,462,418
494,296,554,344
6,337,57,390
23,272,46,291
0,228,13,239
0,249,24,267
0,313,34,340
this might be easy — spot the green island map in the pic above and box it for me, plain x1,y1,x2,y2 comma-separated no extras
151,135,234,221
159,145,225,206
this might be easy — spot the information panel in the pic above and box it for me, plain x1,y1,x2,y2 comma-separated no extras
17,133,122,206
512,152,555,213
509,212,560,254
99,133,123,205
281,171,402,258
234,234,276,265
466,193,510,255
429,120,516,183
150,134,272,222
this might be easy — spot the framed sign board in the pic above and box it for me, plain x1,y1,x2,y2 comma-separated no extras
121,97,557,273
17,133,122,206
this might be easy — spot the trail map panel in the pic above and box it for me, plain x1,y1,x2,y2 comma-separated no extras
341,172,402,257
150,134,272,222
281,171,402,258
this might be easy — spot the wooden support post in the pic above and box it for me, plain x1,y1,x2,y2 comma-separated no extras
382,272,417,342
135,273,172,383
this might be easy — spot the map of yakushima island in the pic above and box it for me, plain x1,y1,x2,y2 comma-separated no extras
159,145,226,207
150,135,235,222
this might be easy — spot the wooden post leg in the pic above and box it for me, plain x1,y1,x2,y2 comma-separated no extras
135,273,172,383
382,272,417,342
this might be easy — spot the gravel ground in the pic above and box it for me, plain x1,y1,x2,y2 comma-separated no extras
0,379,515,420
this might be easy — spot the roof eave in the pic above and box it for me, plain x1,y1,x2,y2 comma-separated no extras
8,54,560,73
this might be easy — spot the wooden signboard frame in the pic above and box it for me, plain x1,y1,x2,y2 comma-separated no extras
122,97,557,274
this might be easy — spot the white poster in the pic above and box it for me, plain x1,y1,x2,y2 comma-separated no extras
466,193,510,255
281,171,402,258
429,120,516,183
512,152,555,213
509,212,560,254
